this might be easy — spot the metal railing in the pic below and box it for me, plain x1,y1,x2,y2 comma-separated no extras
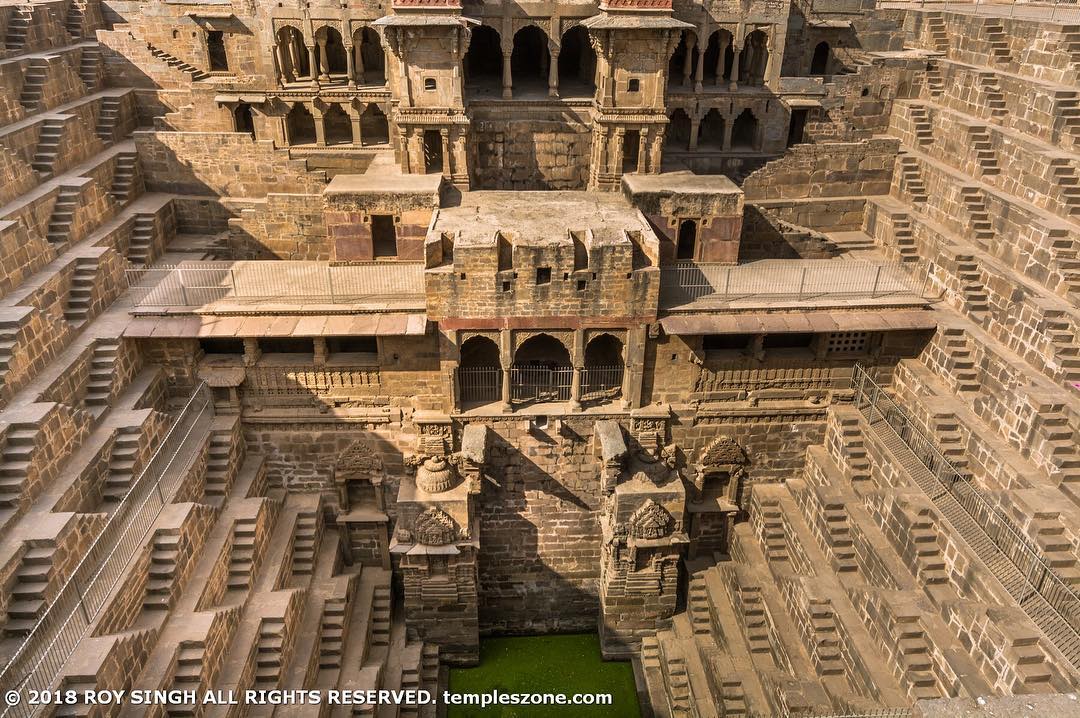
882,0,1080,22
510,365,573,403
582,364,624,401
851,365,1080,667
128,261,426,308
0,385,213,716
659,261,922,307
458,366,502,404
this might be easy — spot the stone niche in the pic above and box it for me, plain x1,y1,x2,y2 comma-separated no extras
322,173,442,262
390,414,487,664
622,171,745,265
598,409,689,658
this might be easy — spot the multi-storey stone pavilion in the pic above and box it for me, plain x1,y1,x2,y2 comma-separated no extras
0,0,1076,714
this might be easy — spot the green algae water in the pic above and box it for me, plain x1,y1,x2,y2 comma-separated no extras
446,633,642,718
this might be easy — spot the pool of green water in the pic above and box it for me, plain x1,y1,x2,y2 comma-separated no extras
446,633,642,718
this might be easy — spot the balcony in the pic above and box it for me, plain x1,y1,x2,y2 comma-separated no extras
128,261,426,313
659,259,929,310
457,365,625,411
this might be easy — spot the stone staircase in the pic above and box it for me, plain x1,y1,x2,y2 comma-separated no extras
109,150,138,203
3,543,52,637
166,641,204,717
892,214,920,264
19,58,48,114
1048,156,1080,216
128,214,155,265
146,40,211,82
254,616,285,688
968,126,1000,177
1044,313,1080,384
290,511,318,579
983,20,1010,63
371,584,391,648
32,118,65,175
954,254,989,316
318,597,347,670
926,13,948,53
203,429,233,498
939,328,980,393
144,531,180,611
63,257,97,324
861,403,1080,668
228,518,257,591
688,575,711,636
0,423,38,513
95,95,121,144
45,186,80,245
84,339,119,411
908,104,934,148
79,47,101,92
66,1,86,40
897,155,928,205
102,426,141,502
977,72,1008,120
4,5,32,53
924,64,945,98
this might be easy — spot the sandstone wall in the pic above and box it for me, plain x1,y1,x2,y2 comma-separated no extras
742,137,898,200
468,107,593,190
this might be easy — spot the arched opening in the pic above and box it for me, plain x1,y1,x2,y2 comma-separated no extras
511,25,549,96
699,108,725,150
559,25,596,97
732,108,758,149
360,104,389,146
739,30,769,86
286,103,316,145
810,41,830,75
677,219,697,260
424,129,443,174
702,30,733,84
233,103,255,137
207,30,228,72
666,109,691,150
511,334,572,403
463,25,502,95
276,26,308,81
583,334,624,402
324,104,352,145
459,336,502,405
355,27,385,84
667,31,697,86
622,130,640,173
316,27,348,77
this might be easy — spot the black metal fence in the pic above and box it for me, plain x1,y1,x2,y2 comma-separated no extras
582,364,624,401
510,365,573,403
458,366,502,404
0,385,213,717
852,364,1080,668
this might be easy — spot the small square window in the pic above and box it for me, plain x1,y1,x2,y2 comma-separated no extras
536,267,552,285
501,280,511,292
628,78,640,92
424,78,437,91
459,272,466,280
577,280,587,292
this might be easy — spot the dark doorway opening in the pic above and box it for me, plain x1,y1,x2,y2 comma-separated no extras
424,130,444,174
207,30,228,71
372,215,397,258
677,219,697,260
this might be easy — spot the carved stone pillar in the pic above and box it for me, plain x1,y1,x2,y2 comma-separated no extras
501,50,513,100
728,44,741,91
312,103,326,146
637,129,648,174
345,43,356,89
355,40,365,84
694,41,705,93
715,34,729,84
548,49,560,97
272,43,287,85
440,129,451,177
723,115,734,150
689,116,700,150
681,34,695,86
307,45,320,86
317,36,330,81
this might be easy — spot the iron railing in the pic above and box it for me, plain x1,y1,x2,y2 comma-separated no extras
510,365,573,403
458,366,502,404
881,0,1080,22
0,384,213,716
582,364,624,401
128,261,426,307
659,261,922,307
851,365,1080,667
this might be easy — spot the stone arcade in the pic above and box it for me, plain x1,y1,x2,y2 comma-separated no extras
0,0,1076,715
